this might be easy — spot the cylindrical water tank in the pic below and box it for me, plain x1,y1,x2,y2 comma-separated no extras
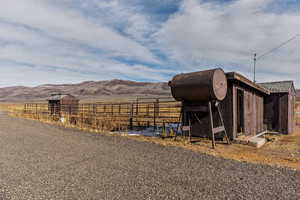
168,68,228,102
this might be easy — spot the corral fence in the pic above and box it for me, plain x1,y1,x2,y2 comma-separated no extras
5,98,182,133
1,99,299,134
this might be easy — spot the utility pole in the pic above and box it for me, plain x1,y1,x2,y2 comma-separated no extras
252,33,300,83
253,53,257,83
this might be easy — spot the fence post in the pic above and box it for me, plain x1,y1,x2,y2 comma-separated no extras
136,98,139,116
154,102,156,131
93,104,97,129
129,103,133,130
35,104,38,119
153,98,159,131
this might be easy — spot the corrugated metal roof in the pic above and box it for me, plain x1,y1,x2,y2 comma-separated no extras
259,81,295,93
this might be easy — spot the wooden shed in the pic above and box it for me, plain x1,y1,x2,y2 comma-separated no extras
185,72,270,140
48,94,79,116
259,81,296,134
221,73,270,139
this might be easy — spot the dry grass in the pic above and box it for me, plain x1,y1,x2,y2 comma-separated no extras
0,101,180,133
129,128,300,170
1,101,300,171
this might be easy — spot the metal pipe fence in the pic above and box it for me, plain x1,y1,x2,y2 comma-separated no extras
10,99,182,132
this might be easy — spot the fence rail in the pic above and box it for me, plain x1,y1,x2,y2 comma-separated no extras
3,98,182,132
1,99,299,133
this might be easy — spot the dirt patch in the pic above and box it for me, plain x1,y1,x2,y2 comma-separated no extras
128,128,300,170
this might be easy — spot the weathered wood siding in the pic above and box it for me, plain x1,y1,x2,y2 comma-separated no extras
231,85,264,139
264,93,295,134
189,82,265,140
288,93,296,134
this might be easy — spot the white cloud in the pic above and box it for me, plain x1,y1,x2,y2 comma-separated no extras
0,0,158,63
157,0,300,86
0,0,299,88
0,0,175,87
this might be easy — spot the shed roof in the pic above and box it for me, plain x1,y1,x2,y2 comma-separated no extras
226,72,270,94
259,81,295,94
48,94,77,101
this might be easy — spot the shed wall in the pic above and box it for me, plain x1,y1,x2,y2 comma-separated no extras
189,82,265,140
263,93,295,134
231,84,265,139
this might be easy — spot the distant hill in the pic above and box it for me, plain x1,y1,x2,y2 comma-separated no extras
0,79,171,102
0,79,298,103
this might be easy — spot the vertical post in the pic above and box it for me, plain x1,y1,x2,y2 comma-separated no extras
216,104,231,145
136,99,139,126
188,116,191,143
129,103,133,130
156,98,160,117
208,101,216,149
174,108,182,141
136,98,139,116
147,104,149,116
253,53,257,83
93,104,97,129
153,102,156,131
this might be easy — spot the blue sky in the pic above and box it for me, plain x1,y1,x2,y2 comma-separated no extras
0,0,300,87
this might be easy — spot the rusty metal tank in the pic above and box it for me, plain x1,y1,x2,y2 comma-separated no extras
168,68,228,102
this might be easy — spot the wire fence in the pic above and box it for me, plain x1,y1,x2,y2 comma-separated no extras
2,98,182,133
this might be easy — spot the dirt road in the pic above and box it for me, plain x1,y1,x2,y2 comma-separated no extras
0,112,300,200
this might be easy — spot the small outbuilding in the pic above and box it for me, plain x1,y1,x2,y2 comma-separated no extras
220,72,270,139
186,72,270,140
48,94,79,116
169,69,270,141
259,81,296,134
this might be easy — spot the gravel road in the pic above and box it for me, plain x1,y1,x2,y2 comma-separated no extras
0,112,300,200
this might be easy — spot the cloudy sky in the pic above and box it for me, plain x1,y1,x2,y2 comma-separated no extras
0,0,300,87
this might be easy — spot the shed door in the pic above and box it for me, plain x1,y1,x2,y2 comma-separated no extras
236,89,244,135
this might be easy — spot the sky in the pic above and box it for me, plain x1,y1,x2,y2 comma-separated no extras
0,0,300,87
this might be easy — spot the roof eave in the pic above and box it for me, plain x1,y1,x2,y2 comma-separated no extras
226,72,270,95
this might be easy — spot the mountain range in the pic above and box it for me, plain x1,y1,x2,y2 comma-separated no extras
0,80,299,102
0,80,171,102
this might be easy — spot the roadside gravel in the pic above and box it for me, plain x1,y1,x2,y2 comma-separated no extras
0,112,300,200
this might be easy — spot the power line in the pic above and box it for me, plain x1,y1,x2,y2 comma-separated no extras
257,33,300,60
253,33,300,82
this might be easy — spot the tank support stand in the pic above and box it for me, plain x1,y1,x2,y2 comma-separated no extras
175,101,231,149
208,101,231,149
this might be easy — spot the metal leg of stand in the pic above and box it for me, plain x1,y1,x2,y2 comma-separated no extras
217,104,231,145
208,101,216,149
188,117,191,143
174,109,182,141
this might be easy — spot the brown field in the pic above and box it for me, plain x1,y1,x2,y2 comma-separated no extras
1,100,300,170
